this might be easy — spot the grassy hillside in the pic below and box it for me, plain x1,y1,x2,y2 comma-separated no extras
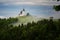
13,16,41,26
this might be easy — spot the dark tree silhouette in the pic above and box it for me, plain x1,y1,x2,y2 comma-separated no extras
53,5,60,11
57,0,60,1
0,17,60,40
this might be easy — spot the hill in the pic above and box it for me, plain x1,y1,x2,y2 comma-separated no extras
13,16,42,26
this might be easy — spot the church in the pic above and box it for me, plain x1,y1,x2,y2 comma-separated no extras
19,9,30,16
19,9,27,16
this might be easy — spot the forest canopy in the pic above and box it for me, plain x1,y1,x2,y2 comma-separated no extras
0,17,60,40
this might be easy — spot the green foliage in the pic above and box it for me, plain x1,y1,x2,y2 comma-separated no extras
57,0,60,1
0,17,18,29
53,5,60,11
0,17,60,40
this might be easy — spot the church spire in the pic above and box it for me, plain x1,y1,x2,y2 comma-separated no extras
23,8,25,11
19,8,30,16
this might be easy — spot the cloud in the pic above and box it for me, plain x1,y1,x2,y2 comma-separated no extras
0,0,60,5
0,0,53,2
1,1,60,6
51,11,60,19
3,2,36,5
0,0,57,3
0,16,7,19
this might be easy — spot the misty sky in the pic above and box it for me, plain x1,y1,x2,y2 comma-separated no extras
0,0,60,19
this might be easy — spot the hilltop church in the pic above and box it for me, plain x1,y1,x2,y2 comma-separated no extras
19,9,30,16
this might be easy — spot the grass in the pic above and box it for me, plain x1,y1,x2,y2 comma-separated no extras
13,16,42,26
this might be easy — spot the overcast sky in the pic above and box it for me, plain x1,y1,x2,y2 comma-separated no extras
0,0,60,19
0,0,60,5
